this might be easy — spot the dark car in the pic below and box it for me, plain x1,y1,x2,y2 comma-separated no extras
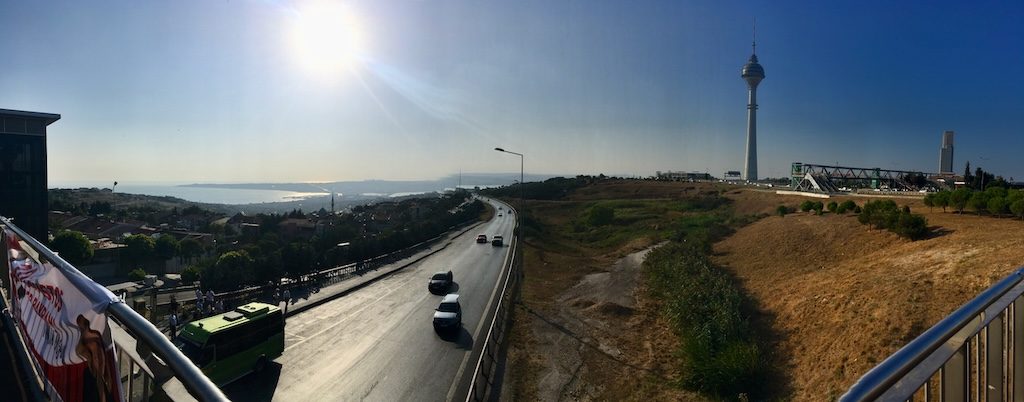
433,294,462,332
476,234,487,243
491,235,503,246
428,271,453,293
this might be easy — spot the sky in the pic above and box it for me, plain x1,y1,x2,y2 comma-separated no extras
2,0,1022,184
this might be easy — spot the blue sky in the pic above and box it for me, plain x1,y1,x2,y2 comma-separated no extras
2,0,1022,184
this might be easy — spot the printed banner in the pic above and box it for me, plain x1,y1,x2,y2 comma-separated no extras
4,228,123,402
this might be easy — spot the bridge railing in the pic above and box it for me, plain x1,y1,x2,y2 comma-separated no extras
841,267,1024,402
465,202,522,402
1,217,228,402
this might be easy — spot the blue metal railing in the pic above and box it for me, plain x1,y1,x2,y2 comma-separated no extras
842,267,1024,402
1,217,228,402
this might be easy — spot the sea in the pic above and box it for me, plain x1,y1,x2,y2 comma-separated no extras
49,182,329,205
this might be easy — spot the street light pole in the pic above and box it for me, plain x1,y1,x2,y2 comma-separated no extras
495,147,524,233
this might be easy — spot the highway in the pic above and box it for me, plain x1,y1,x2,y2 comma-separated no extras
223,199,514,401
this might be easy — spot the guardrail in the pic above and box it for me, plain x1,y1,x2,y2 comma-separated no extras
465,203,522,402
841,267,1024,402
2,217,228,402
212,218,480,310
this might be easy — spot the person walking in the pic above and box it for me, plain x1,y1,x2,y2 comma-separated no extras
283,288,291,314
216,299,224,314
169,313,178,338
205,289,215,315
194,288,204,312
169,295,179,315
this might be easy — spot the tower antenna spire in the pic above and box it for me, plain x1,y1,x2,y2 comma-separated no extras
752,17,757,54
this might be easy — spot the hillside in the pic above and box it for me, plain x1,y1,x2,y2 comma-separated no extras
713,195,1024,400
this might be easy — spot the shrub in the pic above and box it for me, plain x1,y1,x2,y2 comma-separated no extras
857,200,930,240
587,205,615,226
181,266,200,284
826,201,838,213
776,205,790,216
128,268,147,281
799,200,815,212
645,243,766,397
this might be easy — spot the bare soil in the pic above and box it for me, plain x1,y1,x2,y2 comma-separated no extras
714,192,1024,400
505,180,1024,401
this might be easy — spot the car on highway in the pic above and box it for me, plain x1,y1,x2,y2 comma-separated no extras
498,213,502,217
428,271,454,294
491,235,503,246
476,234,488,243
433,294,462,332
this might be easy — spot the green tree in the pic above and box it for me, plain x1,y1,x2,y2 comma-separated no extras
934,191,950,212
968,192,989,214
123,234,156,266
988,197,1008,217
776,205,790,216
923,193,935,211
826,201,838,213
178,238,204,264
282,242,316,277
1010,199,1024,221
586,205,615,226
50,230,94,265
203,250,256,291
154,234,180,260
949,189,971,214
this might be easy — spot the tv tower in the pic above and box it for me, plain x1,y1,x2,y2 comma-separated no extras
741,30,765,181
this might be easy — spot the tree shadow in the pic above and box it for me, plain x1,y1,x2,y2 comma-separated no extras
925,226,954,239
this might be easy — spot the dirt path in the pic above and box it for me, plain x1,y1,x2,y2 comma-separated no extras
515,244,702,401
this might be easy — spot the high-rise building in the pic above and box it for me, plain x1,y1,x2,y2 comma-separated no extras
940,130,954,173
742,42,765,181
0,109,61,241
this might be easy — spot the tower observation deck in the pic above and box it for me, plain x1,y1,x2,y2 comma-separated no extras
742,43,765,181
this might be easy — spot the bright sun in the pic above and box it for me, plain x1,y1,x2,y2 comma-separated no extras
287,1,365,79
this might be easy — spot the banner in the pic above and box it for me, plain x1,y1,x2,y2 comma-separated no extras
4,228,123,402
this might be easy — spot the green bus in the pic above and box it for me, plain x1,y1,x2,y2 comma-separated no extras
174,302,285,385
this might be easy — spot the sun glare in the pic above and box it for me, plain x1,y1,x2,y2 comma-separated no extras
288,1,365,80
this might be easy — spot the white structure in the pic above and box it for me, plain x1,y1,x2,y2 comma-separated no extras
741,43,765,181
940,130,954,173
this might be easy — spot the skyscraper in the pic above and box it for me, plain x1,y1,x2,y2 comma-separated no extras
742,43,765,181
940,130,954,173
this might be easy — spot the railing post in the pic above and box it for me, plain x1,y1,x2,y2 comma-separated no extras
942,344,969,402
1015,300,1024,401
989,314,1005,401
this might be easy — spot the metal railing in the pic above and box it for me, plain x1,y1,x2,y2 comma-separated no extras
1,217,228,402
842,267,1024,402
465,203,522,402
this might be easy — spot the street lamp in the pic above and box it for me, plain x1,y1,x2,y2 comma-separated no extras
494,147,524,233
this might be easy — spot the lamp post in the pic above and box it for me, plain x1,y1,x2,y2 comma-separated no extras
494,147,524,233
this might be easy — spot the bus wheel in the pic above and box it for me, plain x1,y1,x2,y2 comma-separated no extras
254,356,268,374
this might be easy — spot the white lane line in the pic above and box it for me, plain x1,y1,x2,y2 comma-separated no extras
446,199,515,401
285,281,405,352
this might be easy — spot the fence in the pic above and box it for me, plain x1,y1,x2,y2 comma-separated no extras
1,217,227,402
212,219,480,310
841,267,1024,402
465,206,522,402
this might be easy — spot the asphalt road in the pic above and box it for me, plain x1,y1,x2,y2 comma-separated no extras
223,199,514,402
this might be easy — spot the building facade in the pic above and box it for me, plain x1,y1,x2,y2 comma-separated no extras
0,109,60,240
940,130,954,173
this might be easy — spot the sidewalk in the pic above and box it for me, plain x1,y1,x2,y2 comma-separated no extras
155,220,484,336
277,220,484,318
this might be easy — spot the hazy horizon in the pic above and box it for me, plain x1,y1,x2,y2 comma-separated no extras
3,1,1022,183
